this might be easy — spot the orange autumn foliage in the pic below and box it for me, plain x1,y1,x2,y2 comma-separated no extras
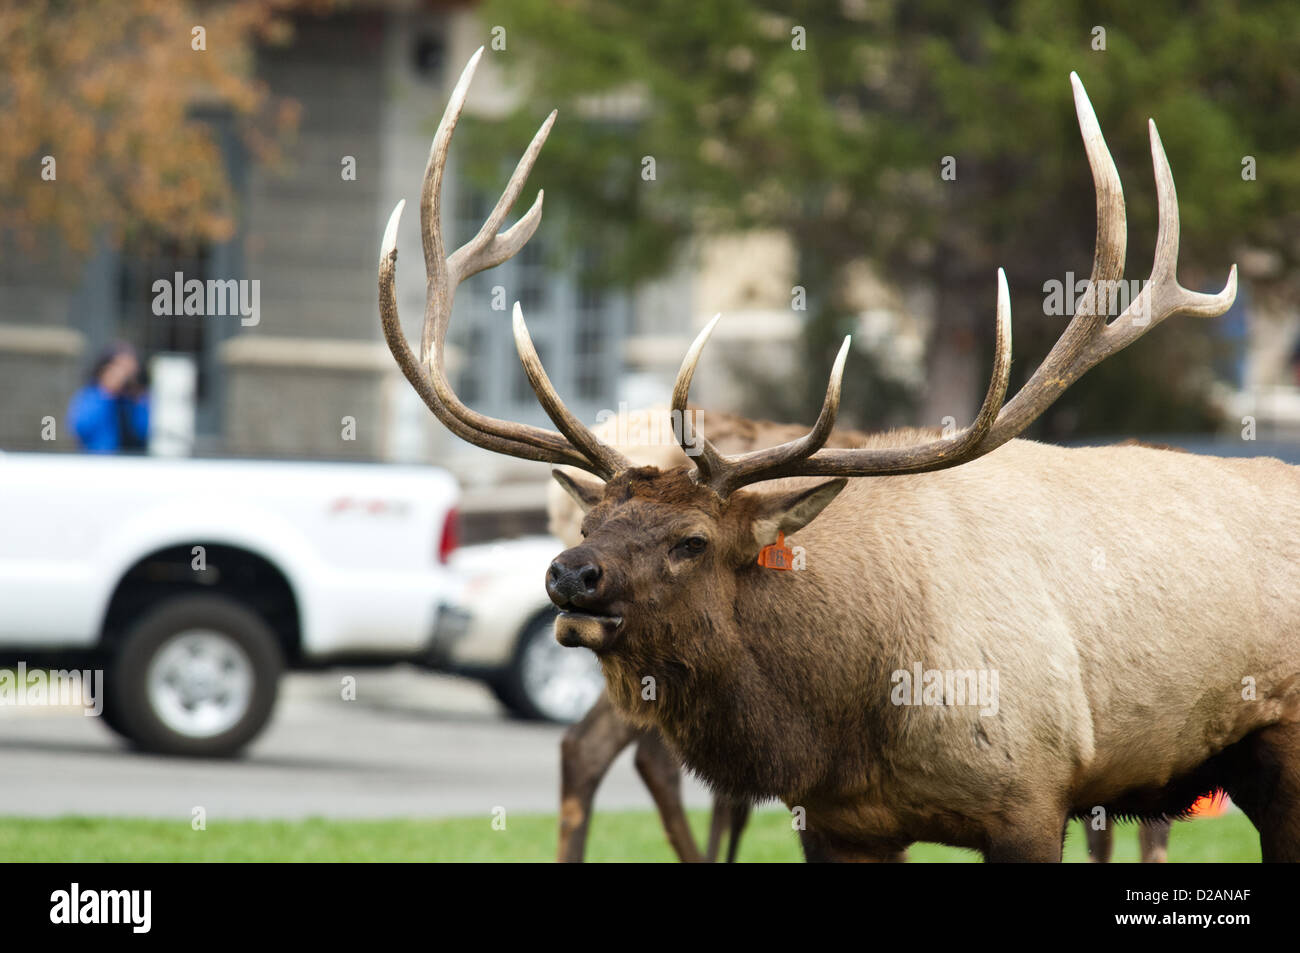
0,0,324,256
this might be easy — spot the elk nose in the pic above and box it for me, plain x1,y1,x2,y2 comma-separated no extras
547,559,602,606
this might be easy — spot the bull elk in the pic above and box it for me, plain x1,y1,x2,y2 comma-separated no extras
380,49,1300,862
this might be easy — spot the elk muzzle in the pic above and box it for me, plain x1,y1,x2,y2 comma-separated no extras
547,551,623,651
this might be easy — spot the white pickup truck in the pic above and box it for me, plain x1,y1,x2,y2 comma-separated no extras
0,451,464,756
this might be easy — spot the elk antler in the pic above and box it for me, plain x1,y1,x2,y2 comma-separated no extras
671,72,1237,496
378,47,629,479
384,60,1236,498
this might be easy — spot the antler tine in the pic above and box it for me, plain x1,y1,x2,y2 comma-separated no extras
381,203,593,469
418,45,480,359
670,314,728,483
512,303,631,477
973,72,1128,453
448,110,556,281
757,269,1011,483
1072,72,1129,302
708,337,852,494
1079,119,1238,363
379,48,629,479
670,312,853,493
979,83,1236,452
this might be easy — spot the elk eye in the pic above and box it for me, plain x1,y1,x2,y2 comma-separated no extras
674,536,708,556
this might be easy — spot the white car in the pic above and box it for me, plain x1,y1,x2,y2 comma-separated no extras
436,536,604,723
0,451,462,756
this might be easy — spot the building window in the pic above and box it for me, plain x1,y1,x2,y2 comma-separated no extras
454,179,626,419
516,237,548,314
574,277,606,400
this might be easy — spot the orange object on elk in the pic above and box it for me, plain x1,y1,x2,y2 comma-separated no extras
757,532,794,570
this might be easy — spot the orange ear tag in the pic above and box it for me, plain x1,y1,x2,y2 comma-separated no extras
757,532,794,570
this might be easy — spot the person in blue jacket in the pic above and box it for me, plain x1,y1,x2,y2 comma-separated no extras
68,343,150,453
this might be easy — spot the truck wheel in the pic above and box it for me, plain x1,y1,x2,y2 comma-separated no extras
493,613,604,723
97,691,131,740
105,594,283,757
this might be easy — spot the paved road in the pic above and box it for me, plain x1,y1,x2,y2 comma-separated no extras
0,668,711,820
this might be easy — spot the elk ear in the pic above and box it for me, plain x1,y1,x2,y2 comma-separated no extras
748,478,847,549
551,467,606,513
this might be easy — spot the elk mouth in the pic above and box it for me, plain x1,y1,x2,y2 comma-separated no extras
554,609,624,652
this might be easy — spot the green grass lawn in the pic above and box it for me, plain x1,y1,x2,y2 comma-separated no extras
0,810,1261,862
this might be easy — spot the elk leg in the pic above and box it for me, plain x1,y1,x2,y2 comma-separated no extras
1227,722,1300,862
705,799,727,862
1085,820,1113,863
724,798,752,863
985,834,1064,862
984,810,1067,862
705,796,750,862
799,829,908,862
1138,819,1171,863
634,731,705,863
558,693,638,863
707,795,748,863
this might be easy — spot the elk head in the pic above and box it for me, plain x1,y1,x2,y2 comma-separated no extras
380,49,1236,660
545,463,850,652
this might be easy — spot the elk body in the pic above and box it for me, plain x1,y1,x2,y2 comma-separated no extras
380,50,1300,861
550,407,869,863
552,436,1299,861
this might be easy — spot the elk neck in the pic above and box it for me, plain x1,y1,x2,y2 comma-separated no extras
597,488,902,802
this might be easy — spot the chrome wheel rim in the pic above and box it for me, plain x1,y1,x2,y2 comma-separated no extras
146,630,254,738
520,620,604,722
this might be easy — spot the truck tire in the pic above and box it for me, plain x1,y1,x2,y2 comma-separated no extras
104,594,283,757
97,690,131,740
492,612,603,724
